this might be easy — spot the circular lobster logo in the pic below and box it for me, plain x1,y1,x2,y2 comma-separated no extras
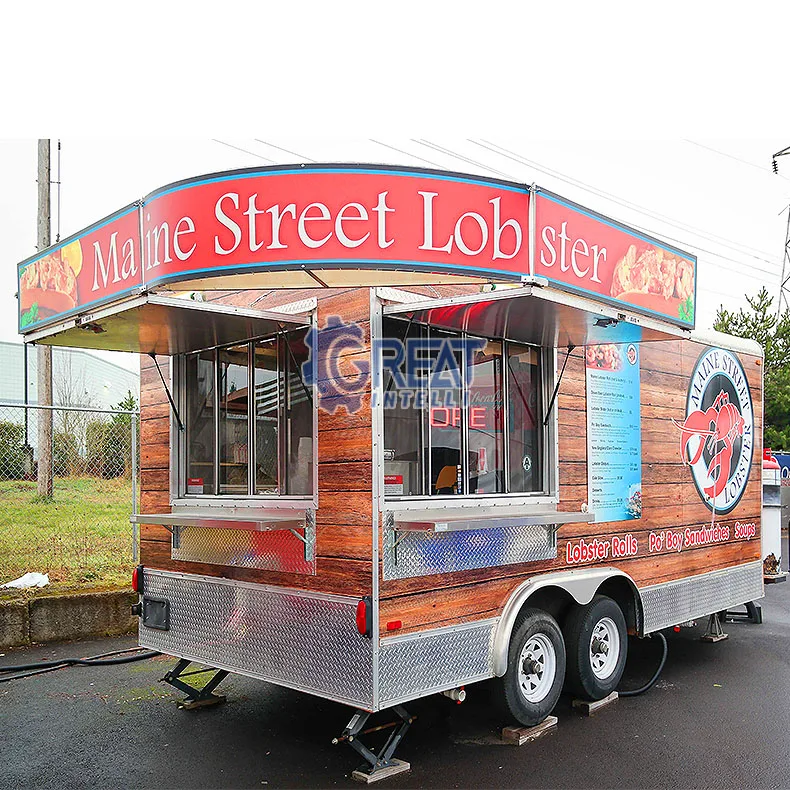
674,348,754,514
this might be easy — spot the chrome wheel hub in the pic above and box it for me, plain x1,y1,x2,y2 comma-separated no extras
517,633,557,703
590,617,620,680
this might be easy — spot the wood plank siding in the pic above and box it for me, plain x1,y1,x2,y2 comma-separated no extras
378,336,763,634
137,285,763,634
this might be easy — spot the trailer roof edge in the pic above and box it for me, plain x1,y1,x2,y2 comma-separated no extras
689,329,763,358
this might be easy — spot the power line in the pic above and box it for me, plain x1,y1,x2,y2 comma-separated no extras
369,139,449,171
683,139,790,181
474,139,782,264
253,140,316,163
609,216,782,279
412,139,516,180
212,139,278,164
419,138,782,280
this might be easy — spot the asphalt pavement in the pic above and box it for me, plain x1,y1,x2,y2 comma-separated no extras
2,580,790,790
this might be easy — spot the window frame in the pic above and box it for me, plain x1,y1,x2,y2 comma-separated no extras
379,316,557,507
170,327,317,509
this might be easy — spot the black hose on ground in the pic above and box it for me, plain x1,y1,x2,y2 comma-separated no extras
0,647,161,683
618,632,668,697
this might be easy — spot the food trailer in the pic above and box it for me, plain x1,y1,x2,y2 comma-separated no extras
17,164,764,781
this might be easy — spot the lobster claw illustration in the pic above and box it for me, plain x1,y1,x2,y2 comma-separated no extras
673,390,745,501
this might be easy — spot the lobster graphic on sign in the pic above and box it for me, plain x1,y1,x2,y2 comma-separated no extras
674,390,746,500
675,348,754,516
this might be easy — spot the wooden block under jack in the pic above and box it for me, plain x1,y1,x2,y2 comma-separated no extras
502,715,558,745
176,694,226,710
701,612,729,642
701,632,729,643
572,691,618,716
351,759,410,784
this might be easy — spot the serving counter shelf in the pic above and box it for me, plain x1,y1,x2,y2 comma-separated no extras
390,509,594,533
131,512,307,532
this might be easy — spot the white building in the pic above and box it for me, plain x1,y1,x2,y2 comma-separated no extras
0,341,139,409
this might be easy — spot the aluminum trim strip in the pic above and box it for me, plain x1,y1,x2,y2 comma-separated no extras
371,290,384,710
380,617,500,646
639,561,764,633
170,497,315,510
140,567,360,605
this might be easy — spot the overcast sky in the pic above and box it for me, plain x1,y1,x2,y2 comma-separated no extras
2,137,788,372
2,3,789,375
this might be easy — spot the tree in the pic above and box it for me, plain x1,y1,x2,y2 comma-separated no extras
714,287,790,449
111,391,140,480
0,420,26,480
52,352,96,475
86,391,139,479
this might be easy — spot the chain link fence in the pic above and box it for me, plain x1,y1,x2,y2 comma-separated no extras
0,402,139,589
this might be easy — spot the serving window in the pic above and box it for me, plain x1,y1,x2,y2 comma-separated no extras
381,317,548,499
178,328,314,499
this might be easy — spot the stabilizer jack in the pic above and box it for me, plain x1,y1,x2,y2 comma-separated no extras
161,658,229,709
333,705,415,783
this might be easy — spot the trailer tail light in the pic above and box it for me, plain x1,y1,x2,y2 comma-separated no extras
132,565,144,594
356,597,372,637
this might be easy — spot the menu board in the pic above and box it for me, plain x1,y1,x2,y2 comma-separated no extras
585,343,642,522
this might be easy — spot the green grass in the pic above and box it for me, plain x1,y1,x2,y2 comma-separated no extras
0,476,135,592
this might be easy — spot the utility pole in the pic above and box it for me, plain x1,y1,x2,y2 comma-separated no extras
773,146,790,317
37,139,53,498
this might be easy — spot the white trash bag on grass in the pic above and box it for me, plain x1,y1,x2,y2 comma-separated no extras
1,572,50,589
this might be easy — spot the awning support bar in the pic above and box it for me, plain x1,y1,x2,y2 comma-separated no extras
148,352,185,432
280,328,314,406
543,344,576,427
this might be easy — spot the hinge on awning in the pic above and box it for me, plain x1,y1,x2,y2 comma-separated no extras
148,352,185,432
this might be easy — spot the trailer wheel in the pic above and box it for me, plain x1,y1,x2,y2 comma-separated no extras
563,594,628,701
499,608,566,727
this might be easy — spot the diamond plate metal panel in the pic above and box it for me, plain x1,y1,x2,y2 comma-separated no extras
378,621,496,705
171,526,315,575
140,570,373,707
640,561,764,633
383,524,556,580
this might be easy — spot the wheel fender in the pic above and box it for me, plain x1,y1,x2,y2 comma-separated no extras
492,568,641,677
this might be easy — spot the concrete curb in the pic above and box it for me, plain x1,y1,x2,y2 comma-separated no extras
0,590,137,648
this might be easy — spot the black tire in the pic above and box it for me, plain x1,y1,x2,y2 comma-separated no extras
497,608,566,727
563,594,628,701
